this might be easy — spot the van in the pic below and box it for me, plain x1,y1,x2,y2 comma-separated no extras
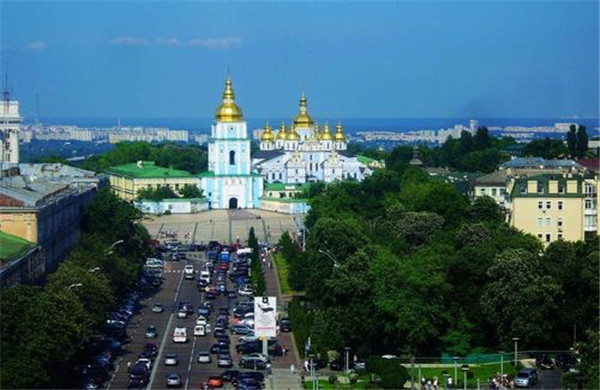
184,265,195,280
515,368,538,388
199,270,210,283
194,324,206,336
173,327,187,343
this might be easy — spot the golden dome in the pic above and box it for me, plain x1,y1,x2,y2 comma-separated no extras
215,75,243,122
320,122,333,141
287,124,301,141
276,122,287,140
293,91,315,128
334,122,346,141
260,121,274,142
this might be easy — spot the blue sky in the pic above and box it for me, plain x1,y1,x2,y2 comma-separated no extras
1,1,598,119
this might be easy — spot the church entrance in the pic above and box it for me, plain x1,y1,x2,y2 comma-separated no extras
228,197,238,209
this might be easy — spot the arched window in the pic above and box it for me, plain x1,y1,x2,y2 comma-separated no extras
229,150,235,165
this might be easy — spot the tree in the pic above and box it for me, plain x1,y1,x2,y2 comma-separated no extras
523,138,568,159
480,249,562,347
467,196,504,223
179,184,204,198
473,127,492,150
576,125,588,157
137,185,178,201
460,130,473,154
566,125,577,157
393,211,444,246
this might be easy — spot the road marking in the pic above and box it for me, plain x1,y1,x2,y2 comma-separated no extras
149,270,185,390
184,336,198,390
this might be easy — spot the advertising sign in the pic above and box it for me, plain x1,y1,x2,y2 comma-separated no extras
254,296,277,338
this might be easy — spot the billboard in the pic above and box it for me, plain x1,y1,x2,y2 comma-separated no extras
254,296,277,338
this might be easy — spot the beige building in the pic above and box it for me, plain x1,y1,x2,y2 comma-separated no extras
506,173,598,245
107,161,198,201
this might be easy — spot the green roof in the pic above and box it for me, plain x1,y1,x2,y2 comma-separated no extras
265,182,312,191
106,161,194,179
357,155,377,164
198,171,262,178
0,231,37,264
511,174,584,198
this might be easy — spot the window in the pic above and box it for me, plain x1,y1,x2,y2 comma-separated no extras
520,186,527,195
557,218,563,228
175,184,180,190
585,199,594,209
584,184,595,195
557,233,563,240
481,188,486,195
537,233,543,240
500,188,505,195
558,184,565,194
332,169,335,174
279,173,282,180
545,217,551,227
545,233,551,243
537,218,543,227
558,201,563,210
229,150,236,165
585,215,597,228
538,201,543,210
546,201,551,209
492,188,497,196
537,183,545,194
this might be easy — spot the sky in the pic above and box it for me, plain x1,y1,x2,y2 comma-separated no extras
0,0,598,120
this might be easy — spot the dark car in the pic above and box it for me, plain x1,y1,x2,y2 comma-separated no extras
210,343,230,354
239,359,269,370
237,378,262,390
204,291,217,300
556,352,577,371
128,362,149,388
279,318,292,332
536,355,553,370
221,370,240,382
227,291,237,299
235,372,265,384
217,354,233,368
230,324,253,335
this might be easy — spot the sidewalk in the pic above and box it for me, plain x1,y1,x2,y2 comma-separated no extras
262,251,303,390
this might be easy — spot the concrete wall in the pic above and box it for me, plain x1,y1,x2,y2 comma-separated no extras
259,199,310,214
135,199,209,214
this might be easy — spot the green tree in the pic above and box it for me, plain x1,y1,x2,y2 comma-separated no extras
473,127,492,150
566,125,577,157
179,184,204,198
393,211,444,246
523,138,568,159
480,249,562,347
576,125,588,157
137,185,179,201
467,196,504,223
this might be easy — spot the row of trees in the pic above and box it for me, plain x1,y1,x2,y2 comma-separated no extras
279,161,598,385
248,227,266,296
137,183,204,201
0,188,151,389
79,141,208,174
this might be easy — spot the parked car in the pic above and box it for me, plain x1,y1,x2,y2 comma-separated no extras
217,354,233,368
279,318,292,332
197,351,212,363
515,368,538,388
207,376,224,388
221,370,240,382
230,324,253,335
536,355,553,370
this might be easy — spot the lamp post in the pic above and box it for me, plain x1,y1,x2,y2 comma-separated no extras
65,283,83,291
453,356,459,388
318,249,339,267
88,267,100,273
499,351,505,378
344,347,351,373
461,365,469,390
512,338,520,367
443,373,449,390
109,239,124,250
309,353,315,390
410,357,415,390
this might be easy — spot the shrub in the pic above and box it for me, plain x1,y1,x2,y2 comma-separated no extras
366,357,409,389
328,375,337,384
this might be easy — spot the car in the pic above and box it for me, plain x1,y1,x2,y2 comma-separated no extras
515,368,538,387
536,355,553,370
354,359,366,370
230,324,253,335
221,370,240,382
238,284,254,296
164,353,178,366
177,309,188,318
237,378,262,390
204,291,217,300
173,327,187,343
556,352,577,371
279,318,292,332
227,291,237,299
144,325,158,338
129,362,150,388
217,354,233,368
239,359,269,370
235,372,265,385
142,342,158,357
152,303,164,313
166,373,182,387
136,358,152,370
197,351,212,363
239,334,259,343
242,353,270,363
184,265,195,280
207,376,224,388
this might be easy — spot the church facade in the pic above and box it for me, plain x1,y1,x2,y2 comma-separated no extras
199,77,263,209
252,93,376,184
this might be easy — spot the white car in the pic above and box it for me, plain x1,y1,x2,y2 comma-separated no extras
238,284,254,296
173,327,187,343
196,316,208,326
184,265,195,280
197,351,211,363
194,324,206,337
177,309,187,319
164,353,178,366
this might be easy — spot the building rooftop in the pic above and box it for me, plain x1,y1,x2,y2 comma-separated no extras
0,231,36,265
0,163,105,208
501,157,582,170
106,161,194,179
265,182,311,191
252,150,285,160
510,173,584,198
475,170,508,185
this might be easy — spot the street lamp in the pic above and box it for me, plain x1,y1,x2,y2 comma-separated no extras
453,356,459,388
109,239,124,250
344,347,351,373
442,373,450,390
88,267,100,273
318,249,340,267
461,365,469,390
65,283,83,291
410,357,415,390
512,338,520,367
499,351,505,378
308,353,315,390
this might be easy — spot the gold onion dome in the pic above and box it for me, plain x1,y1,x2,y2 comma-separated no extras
215,75,243,122
293,91,315,128
287,124,301,141
334,122,346,141
320,122,333,140
276,123,288,140
260,122,274,142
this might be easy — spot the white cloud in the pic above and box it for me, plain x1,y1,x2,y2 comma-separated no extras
188,37,242,49
110,36,242,49
111,36,150,46
25,41,48,51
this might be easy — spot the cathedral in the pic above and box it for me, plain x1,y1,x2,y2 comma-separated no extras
252,92,374,184
199,76,263,209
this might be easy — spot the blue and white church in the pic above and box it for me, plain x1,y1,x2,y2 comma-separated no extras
199,76,263,209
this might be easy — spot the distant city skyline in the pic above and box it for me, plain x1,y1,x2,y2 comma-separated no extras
1,1,598,120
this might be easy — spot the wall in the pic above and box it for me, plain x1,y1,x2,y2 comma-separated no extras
259,199,310,214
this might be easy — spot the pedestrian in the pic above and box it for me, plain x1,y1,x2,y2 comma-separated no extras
433,377,438,390
127,361,132,373
304,360,309,372
290,363,295,374
421,377,426,390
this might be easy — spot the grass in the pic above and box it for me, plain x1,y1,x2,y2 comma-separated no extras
406,362,518,388
303,375,378,390
273,252,299,296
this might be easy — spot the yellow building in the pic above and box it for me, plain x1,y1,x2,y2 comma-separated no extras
506,173,598,245
107,161,198,201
